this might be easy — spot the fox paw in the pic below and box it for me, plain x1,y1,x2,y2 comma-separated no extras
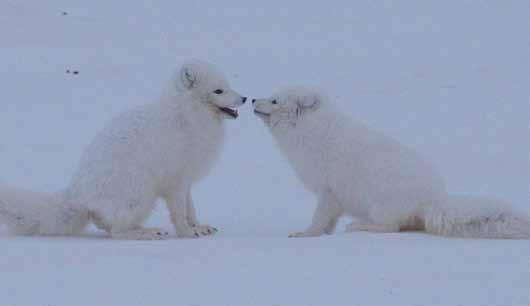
177,225,218,238
288,231,320,238
192,224,218,236
112,227,170,240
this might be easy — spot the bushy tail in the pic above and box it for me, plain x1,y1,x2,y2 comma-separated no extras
0,184,87,236
424,194,530,239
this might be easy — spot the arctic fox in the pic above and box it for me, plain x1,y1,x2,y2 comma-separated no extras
253,86,529,239
0,60,247,240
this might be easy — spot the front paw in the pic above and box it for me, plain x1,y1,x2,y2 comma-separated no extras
192,224,218,236
288,231,320,238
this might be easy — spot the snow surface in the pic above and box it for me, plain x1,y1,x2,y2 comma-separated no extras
0,1,529,305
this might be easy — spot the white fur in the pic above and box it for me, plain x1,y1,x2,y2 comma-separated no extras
253,86,530,239
0,60,246,239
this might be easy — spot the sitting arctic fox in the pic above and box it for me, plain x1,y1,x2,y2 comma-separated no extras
253,86,529,239
0,60,247,240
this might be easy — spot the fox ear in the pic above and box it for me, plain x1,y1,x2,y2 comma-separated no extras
179,65,198,89
297,92,321,110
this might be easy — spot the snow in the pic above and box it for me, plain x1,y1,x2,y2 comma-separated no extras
2,234,529,306
0,1,529,305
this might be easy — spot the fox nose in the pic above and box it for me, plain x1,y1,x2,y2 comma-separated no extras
252,99,256,104
242,97,247,104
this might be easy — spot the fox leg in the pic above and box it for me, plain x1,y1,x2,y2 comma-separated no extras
289,189,342,238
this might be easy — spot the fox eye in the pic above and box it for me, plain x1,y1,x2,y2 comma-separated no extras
271,100,278,104
214,89,224,94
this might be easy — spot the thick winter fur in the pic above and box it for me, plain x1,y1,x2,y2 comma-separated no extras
0,60,247,239
253,86,530,239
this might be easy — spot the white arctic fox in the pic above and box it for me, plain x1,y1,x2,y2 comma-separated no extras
0,60,247,240
253,86,529,239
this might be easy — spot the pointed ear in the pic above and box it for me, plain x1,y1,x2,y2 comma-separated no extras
180,65,197,89
296,92,321,110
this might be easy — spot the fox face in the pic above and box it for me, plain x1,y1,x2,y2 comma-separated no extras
252,86,322,128
175,60,247,119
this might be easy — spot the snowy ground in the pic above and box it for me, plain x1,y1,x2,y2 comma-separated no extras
0,1,529,305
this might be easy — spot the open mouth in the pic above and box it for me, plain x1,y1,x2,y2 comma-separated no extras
219,107,238,119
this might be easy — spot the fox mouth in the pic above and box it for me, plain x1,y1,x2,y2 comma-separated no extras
253,110,270,118
219,107,238,119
